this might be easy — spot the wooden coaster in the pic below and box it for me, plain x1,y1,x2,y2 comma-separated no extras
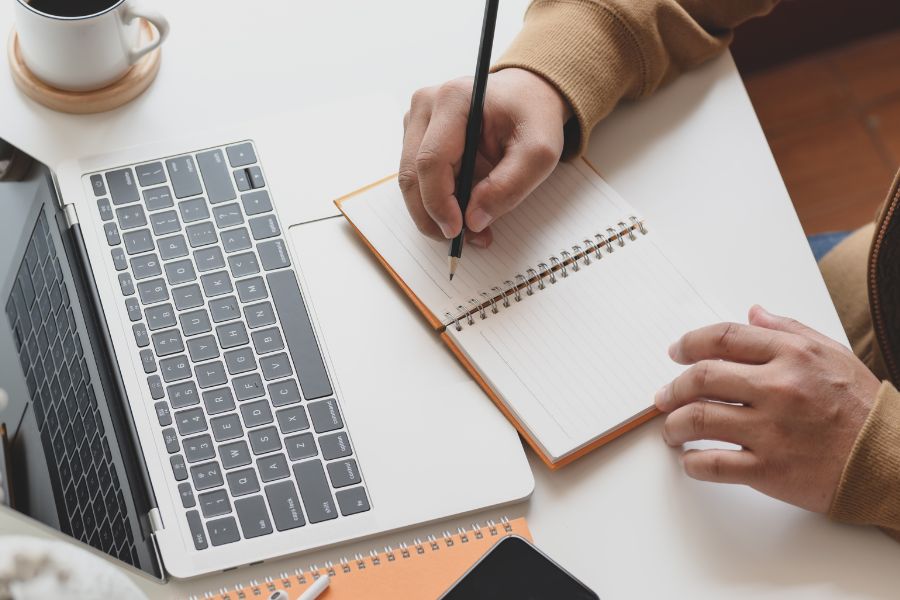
7,20,161,114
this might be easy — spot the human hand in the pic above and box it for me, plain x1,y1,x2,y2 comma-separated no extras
655,305,880,513
399,68,571,247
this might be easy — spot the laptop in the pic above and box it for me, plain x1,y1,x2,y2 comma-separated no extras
0,123,533,579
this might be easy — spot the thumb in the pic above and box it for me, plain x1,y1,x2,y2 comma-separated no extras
464,139,560,233
748,305,839,348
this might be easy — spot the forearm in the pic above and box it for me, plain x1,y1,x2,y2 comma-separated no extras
493,0,779,155
830,381,900,539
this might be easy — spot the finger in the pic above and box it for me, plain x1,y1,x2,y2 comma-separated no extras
662,401,756,447
681,448,760,485
467,227,493,248
398,101,443,240
669,322,787,366
748,305,842,349
655,360,763,413
416,84,471,238
464,138,560,233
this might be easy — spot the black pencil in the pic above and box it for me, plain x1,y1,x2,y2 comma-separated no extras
449,0,499,280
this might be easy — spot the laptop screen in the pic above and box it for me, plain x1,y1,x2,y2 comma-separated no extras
0,144,160,578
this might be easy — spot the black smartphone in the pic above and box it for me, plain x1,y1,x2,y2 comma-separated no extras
439,535,599,600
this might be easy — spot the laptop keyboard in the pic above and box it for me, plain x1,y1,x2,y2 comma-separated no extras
4,210,140,566
90,141,368,550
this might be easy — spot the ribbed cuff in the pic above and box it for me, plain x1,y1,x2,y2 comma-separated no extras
829,380,900,533
491,0,644,158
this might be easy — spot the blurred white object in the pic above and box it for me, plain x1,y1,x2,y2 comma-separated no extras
0,388,7,411
0,536,146,600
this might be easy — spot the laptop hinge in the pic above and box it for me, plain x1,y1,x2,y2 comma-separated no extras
149,507,165,532
62,202,79,228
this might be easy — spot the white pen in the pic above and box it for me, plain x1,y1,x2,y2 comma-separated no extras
297,573,331,600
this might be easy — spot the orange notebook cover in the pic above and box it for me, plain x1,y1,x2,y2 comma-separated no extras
194,517,531,600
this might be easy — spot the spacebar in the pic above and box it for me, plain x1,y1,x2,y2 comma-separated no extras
267,270,333,400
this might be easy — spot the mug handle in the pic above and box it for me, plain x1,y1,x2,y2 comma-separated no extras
122,3,170,64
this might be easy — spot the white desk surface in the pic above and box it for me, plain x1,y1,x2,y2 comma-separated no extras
2,1,899,598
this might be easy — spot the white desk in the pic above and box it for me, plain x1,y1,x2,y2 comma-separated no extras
2,1,899,598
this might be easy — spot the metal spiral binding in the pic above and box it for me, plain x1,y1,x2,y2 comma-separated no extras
191,519,519,600
443,216,647,332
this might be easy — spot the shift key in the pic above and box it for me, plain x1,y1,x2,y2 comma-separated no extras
165,155,203,198
293,460,337,523
197,149,236,204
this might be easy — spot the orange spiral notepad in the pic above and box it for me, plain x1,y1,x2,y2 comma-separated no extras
193,517,531,600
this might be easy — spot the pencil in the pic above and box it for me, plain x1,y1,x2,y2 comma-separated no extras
449,0,499,280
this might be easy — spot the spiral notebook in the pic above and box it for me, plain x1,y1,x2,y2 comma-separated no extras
193,517,530,600
337,159,722,468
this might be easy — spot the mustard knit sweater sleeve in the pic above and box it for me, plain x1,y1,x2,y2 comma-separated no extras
492,0,778,155
494,0,900,538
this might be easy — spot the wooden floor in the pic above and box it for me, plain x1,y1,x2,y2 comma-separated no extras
743,29,900,234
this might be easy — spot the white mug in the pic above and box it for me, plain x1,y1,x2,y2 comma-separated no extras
14,0,170,92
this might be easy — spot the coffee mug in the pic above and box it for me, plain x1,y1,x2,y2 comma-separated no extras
14,0,170,91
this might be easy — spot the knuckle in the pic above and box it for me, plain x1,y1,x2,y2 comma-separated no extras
529,139,561,166
436,80,469,105
410,86,436,106
689,402,707,436
691,361,713,391
716,322,739,355
707,454,724,479
414,148,441,175
397,168,419,195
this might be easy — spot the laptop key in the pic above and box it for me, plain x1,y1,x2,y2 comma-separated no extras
258,454,290,482
154,402,172,426
319,431,352,460
180,308,212,337
195,360,227,388
115,204,147,230
125,297,142,322
104,223,121,246
244,301,276,329
90,174,107,196
170,454,188,481
233,168,250,192
133,323,149,347
186,334,218,362
139,349,157,374
207,516,241,547
147,375,164,399
158,234,188,260
252,327,283,354
186,510,208,550
336,487,370,516
110,248,127,271
149,210,180,236
190,460,224,490
178,483,195,509
236,276,267,303
240,400,272,428
194,246,225,272
227,468,260,497
143,186,174,211
197,149,237,204
268,270,332,399
168,379,200,410
308,399,343,433
268,380,301,407
210,413,243,442
276,406,308,435
198,489,232,518
260,353,291,381
106,168,140,205
284,433,316,461
265,480,305,531
232,373,264,401
225,347,256,375
165,155,203,199
183,434,216,463
175,407,207,436
97,198,114,221
248,426,281,455
209,296,240,323
172,284,204,310
219,440,251,469
164,259,196,285
159,354,190,382
248,215,280,240
228,252,259,278
151,329,184,357
130,253,162,280
247,166,265,189
235,495,272,539
258,240,291,271
213,203,243,228
200,270,233,298
178,197,209,223
123,229,154,255
137,278,169,305
186,221,217,248
162,428,179,454
135,161,167,187
216,322,248,349
293,460,337,523
202,387,236,415
327,459,361,488
241,190,272,216
226,143,256,167
145,303,176,330
221,227,251,253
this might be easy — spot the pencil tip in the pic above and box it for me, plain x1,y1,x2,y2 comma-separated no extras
449,273,454,281
448,256,459,281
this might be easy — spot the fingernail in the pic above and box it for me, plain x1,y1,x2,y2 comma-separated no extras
438,221,455,239
469,235,489,249
654,384,668,409
667,342,678,360
467,208,492,233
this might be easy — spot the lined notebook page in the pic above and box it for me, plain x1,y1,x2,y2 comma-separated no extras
448,235,721,461
340,160,635,325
